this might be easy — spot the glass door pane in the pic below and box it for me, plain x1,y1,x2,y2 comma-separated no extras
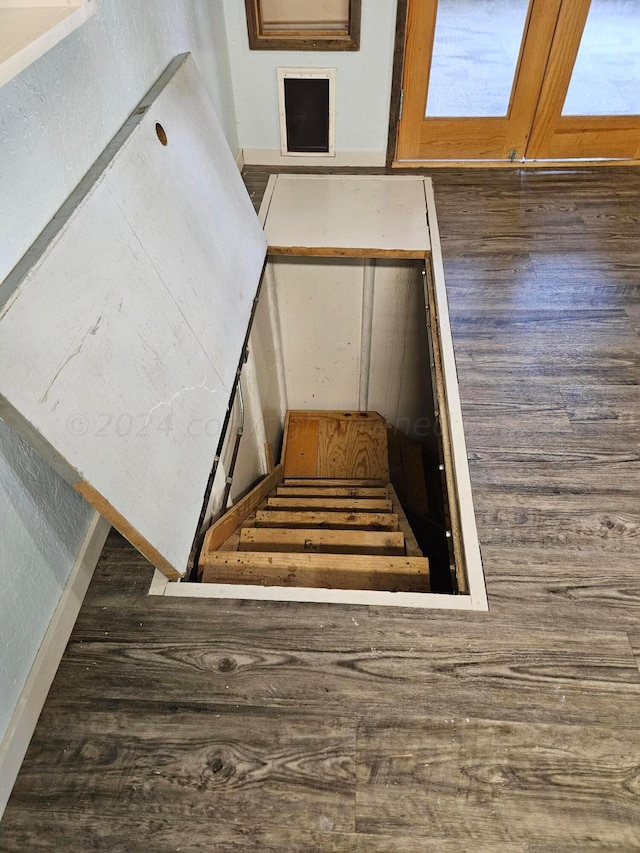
562,0,640,116
426,0,531,117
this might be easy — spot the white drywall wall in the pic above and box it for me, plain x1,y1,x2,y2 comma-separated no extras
0,0,236,746
270,256,434,432
0,421,91,737
222,0,397,161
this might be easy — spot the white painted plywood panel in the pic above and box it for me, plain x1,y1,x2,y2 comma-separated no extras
367,260,434,441
273,257,363,410
0,185,227,574
264,175,431,256
105,63,260,390
247,279,285,451
0,55,266,578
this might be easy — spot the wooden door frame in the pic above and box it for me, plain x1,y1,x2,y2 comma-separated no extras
386,0,409,167
526,0,640,160
392,0,563,164
387,0,640,168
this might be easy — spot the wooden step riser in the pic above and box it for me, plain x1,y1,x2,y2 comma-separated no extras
239,528,405,556
400,442,430,517
255,510,400,531
200,552,430,592
276,486,389,498
267,497,393,512
283,411,390,481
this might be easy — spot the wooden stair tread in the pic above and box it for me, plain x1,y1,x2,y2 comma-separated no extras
276,486,389,498
285,478,387,487
197,411,428,591
200,551,430,592
239,528,405,556
255,510,400,531
266,497,392,512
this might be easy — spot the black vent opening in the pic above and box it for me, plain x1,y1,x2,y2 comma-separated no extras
283,77,330,153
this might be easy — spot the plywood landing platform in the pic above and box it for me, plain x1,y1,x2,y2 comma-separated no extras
283,411,390,481
198,412,428,591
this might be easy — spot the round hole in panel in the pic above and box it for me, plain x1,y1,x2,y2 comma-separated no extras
155,123,168,146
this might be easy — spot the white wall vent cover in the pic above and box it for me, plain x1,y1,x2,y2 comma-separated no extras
277,67,336,157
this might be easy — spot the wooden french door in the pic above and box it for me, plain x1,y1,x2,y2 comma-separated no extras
396,0,640,163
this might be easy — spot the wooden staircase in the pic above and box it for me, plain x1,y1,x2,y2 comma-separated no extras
198,412,430,592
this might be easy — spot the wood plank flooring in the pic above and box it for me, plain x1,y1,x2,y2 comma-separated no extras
1,166,639,850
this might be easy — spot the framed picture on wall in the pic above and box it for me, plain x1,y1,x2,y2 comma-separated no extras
245,0,361,51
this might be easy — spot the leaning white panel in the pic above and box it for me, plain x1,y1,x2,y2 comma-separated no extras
0,54,267,578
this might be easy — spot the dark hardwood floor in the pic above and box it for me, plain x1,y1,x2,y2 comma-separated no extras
1,166,639,851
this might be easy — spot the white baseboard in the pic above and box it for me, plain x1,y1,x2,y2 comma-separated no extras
234,148,245,172
0,513,110,818
242,148,386,168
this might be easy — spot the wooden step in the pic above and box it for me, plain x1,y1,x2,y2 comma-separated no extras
266,497,393,512
255,510,400,531
284,478,387,487
200,552,430,592
276,486,389,498
239,528,405,556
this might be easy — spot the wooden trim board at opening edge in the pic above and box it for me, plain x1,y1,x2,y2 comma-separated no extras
268,246,429,259
423,178,487,608
74,481,181,580
198,464,285,574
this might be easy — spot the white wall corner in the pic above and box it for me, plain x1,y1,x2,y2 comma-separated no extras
0,512,110,819
0,1,97,91
235,147,244,172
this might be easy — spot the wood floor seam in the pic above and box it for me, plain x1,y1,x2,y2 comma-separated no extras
627,632,640,676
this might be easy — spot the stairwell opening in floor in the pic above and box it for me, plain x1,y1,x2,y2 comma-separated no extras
149,251,487,611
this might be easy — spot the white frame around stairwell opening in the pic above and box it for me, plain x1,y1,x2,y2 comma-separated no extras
149,176,488,612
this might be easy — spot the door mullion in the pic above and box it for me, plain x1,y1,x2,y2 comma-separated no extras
508,0,564,160
397,0,437,160
524,0,591,159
